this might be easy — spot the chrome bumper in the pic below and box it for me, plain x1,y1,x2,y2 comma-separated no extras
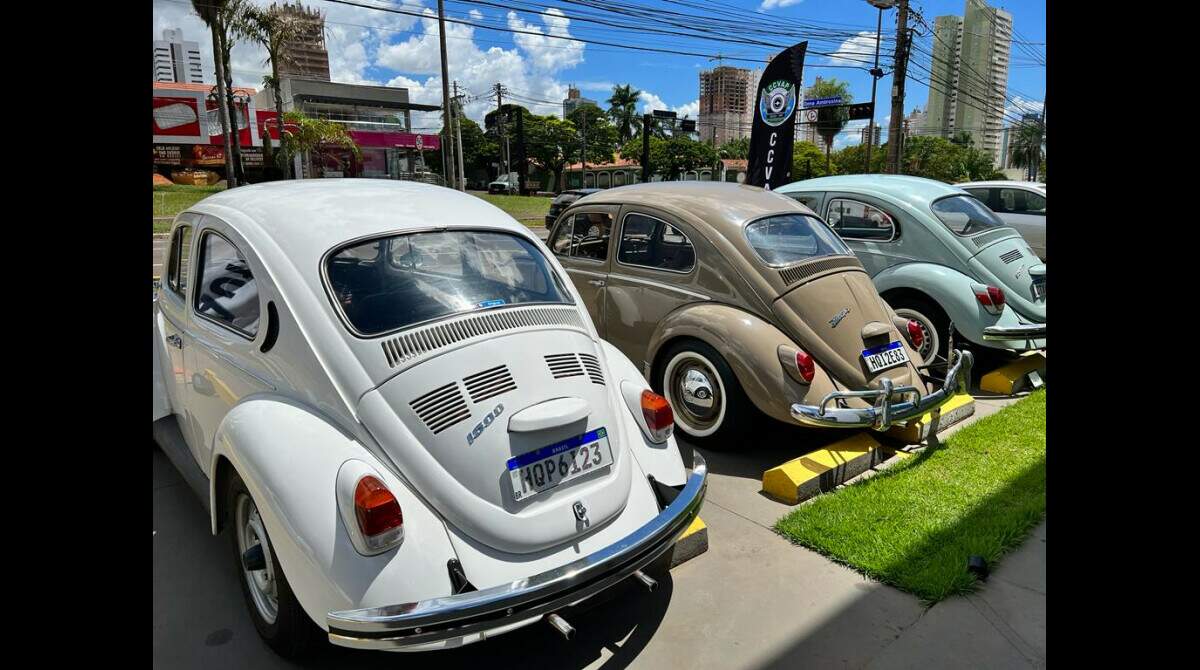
790,350,973,430
982,322,1046,341
326,452,708,650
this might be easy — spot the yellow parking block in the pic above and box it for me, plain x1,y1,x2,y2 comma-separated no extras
886,393,976,444
980,353,1046,395
761,433,886,505
670,516,709,568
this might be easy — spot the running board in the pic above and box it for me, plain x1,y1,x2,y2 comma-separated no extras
153,415,211,514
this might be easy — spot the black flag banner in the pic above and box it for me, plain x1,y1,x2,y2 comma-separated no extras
746,41,807,190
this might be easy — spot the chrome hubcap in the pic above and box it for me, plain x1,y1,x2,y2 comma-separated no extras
236,494,278,624
668,358,723,431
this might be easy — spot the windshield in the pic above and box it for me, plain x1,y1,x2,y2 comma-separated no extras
326,230,572,336
745,214,852,266
931,194,1007,236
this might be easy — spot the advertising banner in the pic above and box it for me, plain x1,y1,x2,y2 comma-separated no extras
153,97,202,138
152,144,184,165
207,98,253,146
746,41,807,190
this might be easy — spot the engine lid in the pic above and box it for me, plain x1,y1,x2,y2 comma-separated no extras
357,327,633,554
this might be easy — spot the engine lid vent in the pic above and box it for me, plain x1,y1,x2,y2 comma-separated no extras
463,365,517,404
380,306,586,368
971,228,1014,249
578,353,605,385
779,255,864,287
545,353,584,379
410,382,470,434
999,248,1023,264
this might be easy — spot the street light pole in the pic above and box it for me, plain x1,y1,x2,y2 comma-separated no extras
436,0,456,189
864,2,891,173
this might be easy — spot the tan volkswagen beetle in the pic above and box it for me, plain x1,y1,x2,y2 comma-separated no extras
546,181,972,445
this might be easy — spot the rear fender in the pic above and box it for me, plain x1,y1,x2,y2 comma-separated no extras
598,340,687,487
874,262,1008,347
645,303,838,425
209,396,458,631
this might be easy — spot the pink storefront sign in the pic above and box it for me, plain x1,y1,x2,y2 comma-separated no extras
347,130,440,150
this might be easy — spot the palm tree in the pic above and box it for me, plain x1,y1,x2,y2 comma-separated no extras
216,0,249,185
808,78,852,174
1010,122,1045,181
607,84,641,143
235,4,301,178
193,0,236,186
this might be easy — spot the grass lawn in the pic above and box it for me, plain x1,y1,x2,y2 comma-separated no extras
469,191,552,224
774,390,1046,603
154,184,226,233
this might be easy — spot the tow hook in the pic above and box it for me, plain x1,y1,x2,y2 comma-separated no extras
546,612,575,640
632,570,658,592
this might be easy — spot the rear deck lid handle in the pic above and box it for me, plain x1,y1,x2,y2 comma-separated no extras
860,321,892,340
508,397,590,433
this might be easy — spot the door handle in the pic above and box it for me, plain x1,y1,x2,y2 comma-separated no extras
587,279,606,287
191,372,215,396
166,334,183,349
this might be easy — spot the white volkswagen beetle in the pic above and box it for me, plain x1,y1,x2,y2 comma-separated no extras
152,179,706,656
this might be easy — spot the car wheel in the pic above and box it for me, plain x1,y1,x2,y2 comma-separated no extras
229,472,324,659
656,340,753,449
891,298,950,369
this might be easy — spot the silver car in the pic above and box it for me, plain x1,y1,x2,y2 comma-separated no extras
958,181,1046,261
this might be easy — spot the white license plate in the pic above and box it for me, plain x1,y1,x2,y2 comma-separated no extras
1031,277,1046,299
507,427,613,501
861,341,910,373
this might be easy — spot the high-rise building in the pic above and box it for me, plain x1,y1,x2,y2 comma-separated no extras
698,65,758,146
272,2,331,81
153,28,204,84
563,86,598,117
859,125,881,146
922,0,1013,165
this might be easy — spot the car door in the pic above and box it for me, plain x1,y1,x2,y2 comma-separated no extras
995,187,1046,260
604,208,701,368
156,218,197,432
824,195,901,277
547,207,617,335
183,216,274,472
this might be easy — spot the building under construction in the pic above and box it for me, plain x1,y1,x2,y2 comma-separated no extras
698,65,758,146
271,2,331,81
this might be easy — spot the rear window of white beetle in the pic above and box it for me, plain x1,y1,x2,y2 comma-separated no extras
744,214,852,266
326,230,573,336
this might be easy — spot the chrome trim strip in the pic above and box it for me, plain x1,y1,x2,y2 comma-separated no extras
325,451,708,649
982,323,1046,341
606,273,710,301
790,349,973,430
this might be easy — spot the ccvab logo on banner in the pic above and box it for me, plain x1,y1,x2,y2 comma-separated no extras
759,80,797,127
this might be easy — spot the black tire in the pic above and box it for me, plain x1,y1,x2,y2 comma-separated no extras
227,471,325,659
654,339,755,449
888,295,951,370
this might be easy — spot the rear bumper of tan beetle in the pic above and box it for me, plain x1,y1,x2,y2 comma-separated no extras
789,350,973,430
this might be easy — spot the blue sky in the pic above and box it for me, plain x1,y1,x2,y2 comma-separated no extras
153,0,1044,146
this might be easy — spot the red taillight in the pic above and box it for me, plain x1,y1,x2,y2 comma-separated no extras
973,284,1006,315
354,476,403,543
906,319,924,349
795,350,815,383
641,390,674,442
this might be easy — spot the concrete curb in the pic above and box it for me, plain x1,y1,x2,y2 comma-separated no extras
885,394,976,444
670,516,709,568
761,433,888,505
980,353,1046,395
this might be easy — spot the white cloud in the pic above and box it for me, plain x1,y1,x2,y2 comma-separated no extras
1005,95,1044,123
827,31,880,67
759,0,804,10
506,8,584,72
638,91,697,118
674,99,700,119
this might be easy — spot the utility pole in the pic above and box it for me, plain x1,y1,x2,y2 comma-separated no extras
581,109,588,174
865,0,895,173
885,0,910,174
436,0,455,188
453,82,466,191
515,110,527,195
641,113,652,183
495,83,508,177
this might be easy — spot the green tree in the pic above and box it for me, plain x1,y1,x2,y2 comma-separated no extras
807,78,852,173
950,131,975,147
281,111,359,176
717,136,750,159
525,115,579,193
792,141,833,180
651,136,718,180
193,0,238,185
565,104,619,166
607,84,642,143
1010,122,1045,181
484,103,533,177
235,3,302,178
832,143,885,175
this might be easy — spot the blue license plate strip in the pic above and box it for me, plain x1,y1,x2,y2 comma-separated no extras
861,341,903,358
507,427,609,471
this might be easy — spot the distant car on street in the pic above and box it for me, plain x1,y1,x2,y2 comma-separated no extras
957,181,1046,261
546,188,602,227
487,172,520,194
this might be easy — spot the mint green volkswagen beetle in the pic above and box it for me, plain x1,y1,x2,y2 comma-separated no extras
776,175,1045,368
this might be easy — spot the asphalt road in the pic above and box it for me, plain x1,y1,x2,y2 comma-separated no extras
153,361,1046,669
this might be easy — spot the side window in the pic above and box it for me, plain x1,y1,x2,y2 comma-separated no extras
963,188,991,208
1000,188,1045,214
789,193,823,212
618,213,696,273
826,199,896,241
548,217,572,256
166,225,193,296
194,231,260,337
570,212,612,261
